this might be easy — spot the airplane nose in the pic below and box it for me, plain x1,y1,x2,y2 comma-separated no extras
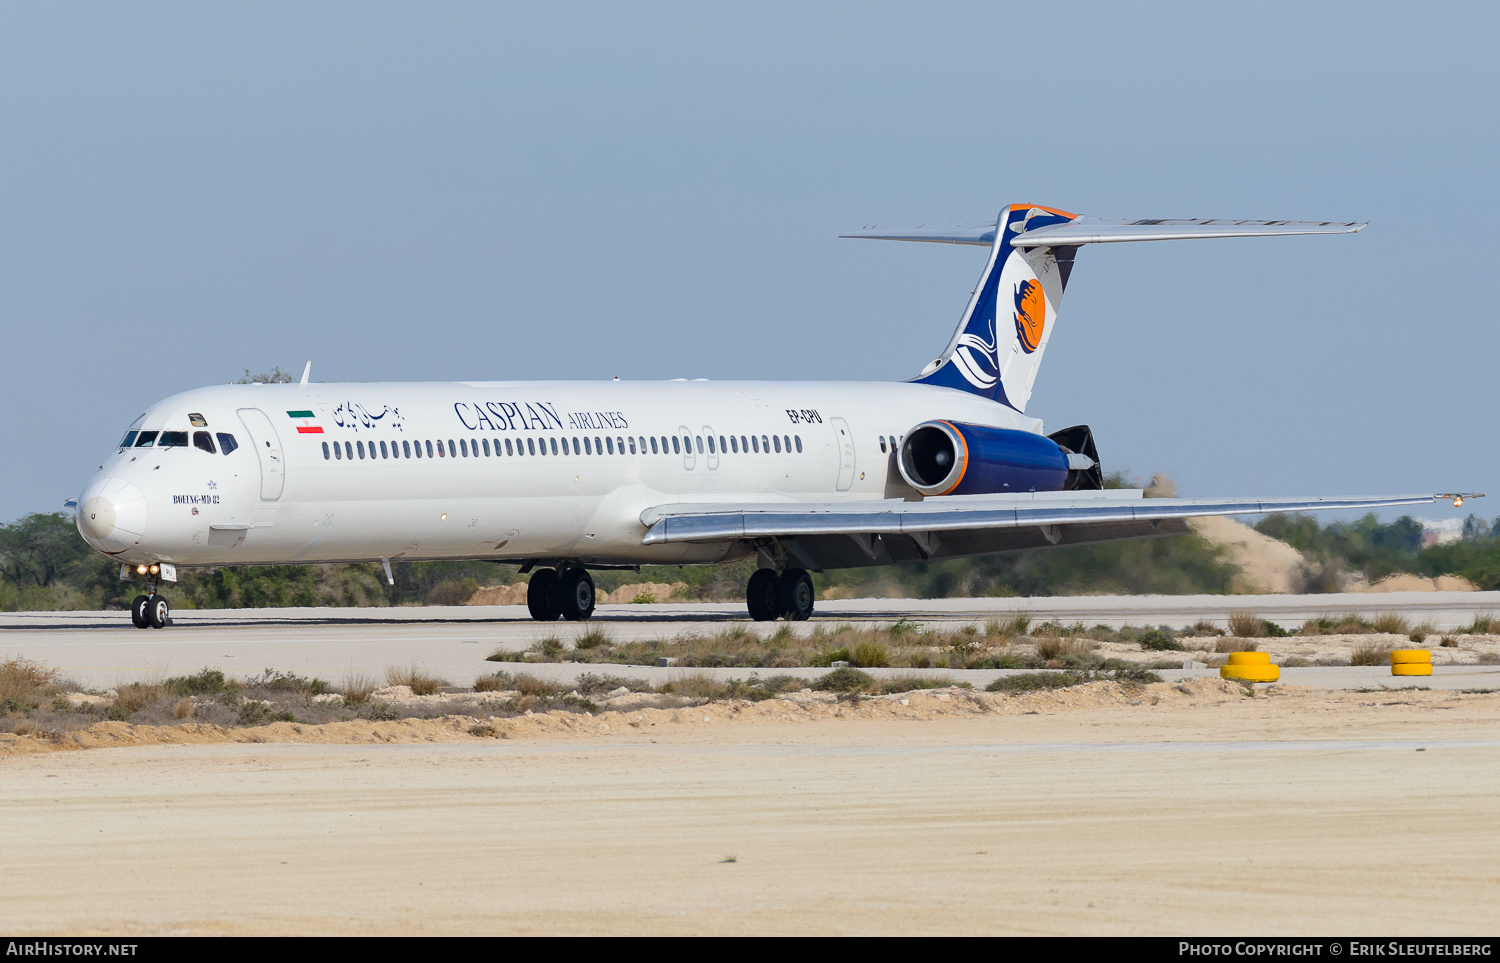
77,478,148,554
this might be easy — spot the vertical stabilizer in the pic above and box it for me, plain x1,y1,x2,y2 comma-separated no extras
911,204,1080,411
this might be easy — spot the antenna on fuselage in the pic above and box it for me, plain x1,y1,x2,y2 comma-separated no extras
300,361,311,385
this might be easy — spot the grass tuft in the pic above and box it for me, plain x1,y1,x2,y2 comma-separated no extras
384,665,448,695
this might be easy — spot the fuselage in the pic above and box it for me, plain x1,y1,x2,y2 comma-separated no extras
76,379,1043,569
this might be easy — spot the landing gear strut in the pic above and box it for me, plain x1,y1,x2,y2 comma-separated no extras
746,568,814,622
526,567,595,622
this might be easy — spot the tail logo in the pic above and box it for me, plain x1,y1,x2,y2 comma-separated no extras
1013,279,1046,354
950,314,999,390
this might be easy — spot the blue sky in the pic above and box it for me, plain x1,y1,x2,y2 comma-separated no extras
2,2,1496,524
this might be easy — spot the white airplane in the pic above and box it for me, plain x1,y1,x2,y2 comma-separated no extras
73,203,1479,629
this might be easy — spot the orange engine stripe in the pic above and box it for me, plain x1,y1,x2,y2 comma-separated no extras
937,421,968,496
1009,203,1078,220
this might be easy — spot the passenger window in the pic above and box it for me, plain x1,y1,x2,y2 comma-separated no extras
345,441,353,460
402,440,411,458
784,435,791,452
158,431,188,448
773,435,781,453
707,436,715,454
607,437,615,455
424,440,433,458
593,436,601,454
459,439,468,457
616,436,624,454
683,434,692,453
650,437,658,454
380,441,389,459
584,437,592,455
669,436,678,454
879,437,887,453
526,438,535,456
628,437,636,454
193,431,215,454
334,442,343,460
795,435,802,453
322,442,330,460
550,438,558,455
719,435,727,453
482,438,490,456
446,440,455,457
761,435,770,453
357,440,365,459
505,438,513,456
216,433,238,455
730,436,738,453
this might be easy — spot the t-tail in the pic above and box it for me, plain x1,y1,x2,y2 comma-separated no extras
844,205,1367,412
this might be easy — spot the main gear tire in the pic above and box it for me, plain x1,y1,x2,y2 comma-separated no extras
527,569,562,622
776,569,815,622
131,595,150,629
746,569,779,622
559,568,596,621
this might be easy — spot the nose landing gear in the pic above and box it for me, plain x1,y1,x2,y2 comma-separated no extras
129,591,170,629
526,567,596,622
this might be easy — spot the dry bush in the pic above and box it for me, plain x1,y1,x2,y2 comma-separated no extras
113,681,166,715
473,672,513,693
0,658,59,710
1350,643,1395,666
511,673,560,697
1372,612,1409,635
1035,637,1096,661
1214,638,1260,653
1030,622,1063,638
340,672,378,704
880,673,956,693
172,700,194,720
1409,622,1434,644
1228,611,1268,638
1464,614,1498,635
1301,614,1374,636
851,641,891,668
427,578,479,606
385,665,447,695
573,628,612,650
1190,620,1226,637
658,672,727,699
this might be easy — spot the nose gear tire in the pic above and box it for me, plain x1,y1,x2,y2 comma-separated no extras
131,595,150,629
147,595,170,629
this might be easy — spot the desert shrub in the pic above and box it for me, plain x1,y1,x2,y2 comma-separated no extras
1036,637,1096,660
1438,636,1458,648
538,637,565,660
427,578,479,606
1350,643,1395,666
1463,614,1498,635
887,618,922,640
987,671,1081,692
111,681,167,716
851,641,891,668
1372,613,1410,635
165,669,239,698
573,628,612,650
1479,651,1500,664
0,658,59,711
1030,622,1063,638
1409,622,1434,644
1302,615,1375,635
474,672,513,693
881,674,956,693
385,665,448,695
1214,638,1259,653
1139,630,1184,651
1191,620,1226,637
811,667,876,693
510,673,560,697
244,670,330,696
340,672,378,704
486,648,528,662
1228,611,1264,638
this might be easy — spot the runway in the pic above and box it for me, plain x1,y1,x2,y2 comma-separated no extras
3,594,1499,691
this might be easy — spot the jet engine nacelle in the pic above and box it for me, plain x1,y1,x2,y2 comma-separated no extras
897,421,1097,496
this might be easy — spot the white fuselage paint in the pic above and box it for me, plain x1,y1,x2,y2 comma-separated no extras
76,380,1041,568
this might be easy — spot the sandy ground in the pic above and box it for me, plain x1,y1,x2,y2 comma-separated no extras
3,679,1498,936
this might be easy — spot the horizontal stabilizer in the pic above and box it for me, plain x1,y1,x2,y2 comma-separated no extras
843,217,1365,248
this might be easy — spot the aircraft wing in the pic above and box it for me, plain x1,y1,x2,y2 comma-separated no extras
639,490,1477,570
841,217,1365,248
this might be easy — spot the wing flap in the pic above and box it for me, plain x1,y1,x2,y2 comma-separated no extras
641,492,1472,545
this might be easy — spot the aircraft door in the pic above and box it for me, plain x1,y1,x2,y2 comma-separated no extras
702,425,719,470
237,408,286,500
677,425,696,470
830,417,855,491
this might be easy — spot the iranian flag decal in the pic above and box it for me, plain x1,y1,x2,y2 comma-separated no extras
287,410,323,434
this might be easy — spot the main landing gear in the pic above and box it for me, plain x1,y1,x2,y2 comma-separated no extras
746,568,814,622
129,592,170,629
526,567,596,622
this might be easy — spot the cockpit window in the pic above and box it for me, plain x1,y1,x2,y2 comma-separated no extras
193,431,216,454
216,433,238,455
120,430,139,449
189,413,208,427
134,431,158,448
158,431,190,448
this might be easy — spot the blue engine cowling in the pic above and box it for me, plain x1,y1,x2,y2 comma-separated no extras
897,421,1071,496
